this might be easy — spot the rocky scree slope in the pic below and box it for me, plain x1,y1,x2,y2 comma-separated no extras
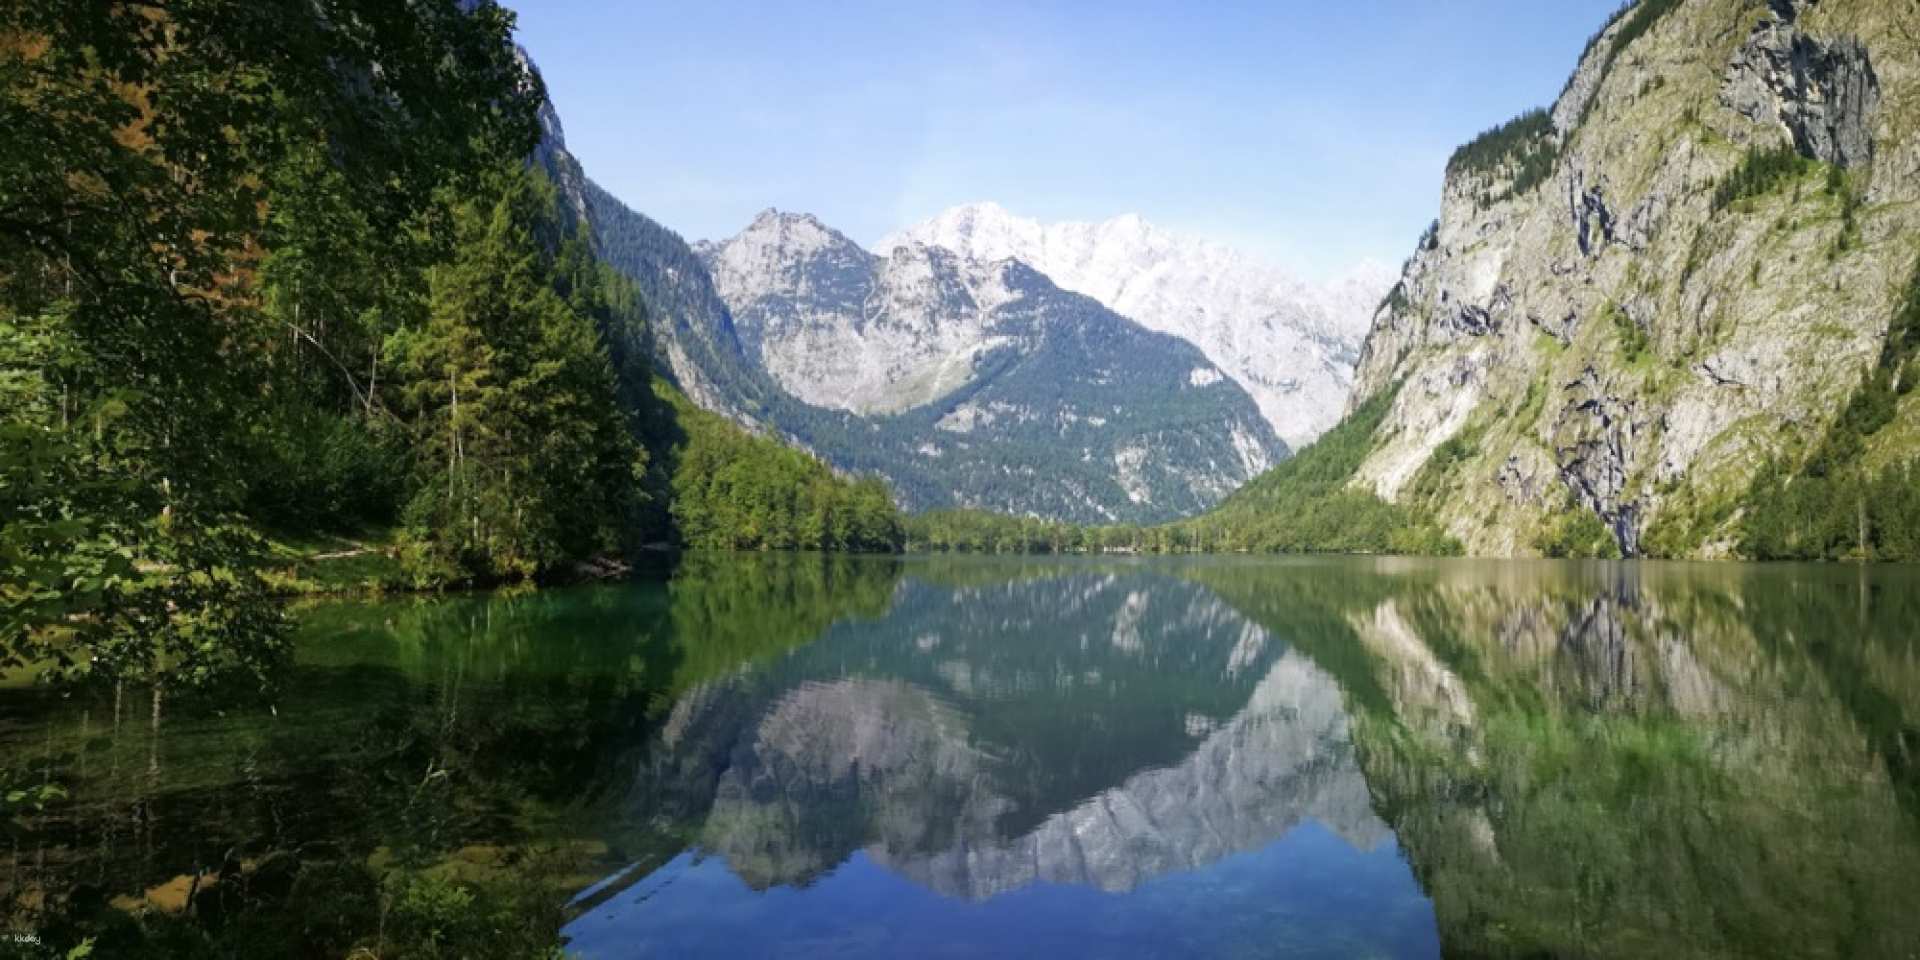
586,195,1287,524
885,202,1393,449
1342,0,1920,558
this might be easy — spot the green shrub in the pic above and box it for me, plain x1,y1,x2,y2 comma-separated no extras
245,405,406,534
1536,508,1623,559
1405,424,1485,507
1607,301,1652,363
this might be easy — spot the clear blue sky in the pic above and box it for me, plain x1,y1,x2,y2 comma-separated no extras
511,2,1619,279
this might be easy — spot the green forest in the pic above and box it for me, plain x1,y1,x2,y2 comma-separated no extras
0,0,900,691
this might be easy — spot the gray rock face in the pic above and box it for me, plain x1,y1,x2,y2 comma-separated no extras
1570,175,1618,257
1720,2,1881,168
1341,0,1920,558
527,65,591,234
588,193,1290,523
704,211,1032,416
1552,365,1647,555
584,181,775,425
1552,15,1629,135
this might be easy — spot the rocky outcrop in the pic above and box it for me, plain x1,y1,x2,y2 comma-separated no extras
1552,364,1648,555
705,211,1030,416
1569,174,1618,257
1721,2,1882,168
1342,0,1919,557
525,51,593,238
588,190,1286,522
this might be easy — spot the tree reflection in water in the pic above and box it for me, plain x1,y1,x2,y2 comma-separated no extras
2,555,1916,958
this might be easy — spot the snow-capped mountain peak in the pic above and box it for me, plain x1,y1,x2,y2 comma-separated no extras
666,206,1287,522
881,204,1395,447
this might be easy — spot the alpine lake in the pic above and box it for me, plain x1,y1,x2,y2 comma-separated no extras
3,554,1917,958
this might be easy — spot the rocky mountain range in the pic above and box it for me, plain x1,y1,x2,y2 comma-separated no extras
884,202,1393,448
583,187,1289,523
517,44,1337,524
1333,0,1920,557
518,0,1920,555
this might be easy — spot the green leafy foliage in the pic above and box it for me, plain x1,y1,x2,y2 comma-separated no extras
906,509,1083,554
0,314,290,687
1829,164,1865,257
1606,301,1652,363
3,0,905,692
385,166,649,585
1176,388,1460,555
1404,423,1485,508
1535,508,1625,559
0,0,541,686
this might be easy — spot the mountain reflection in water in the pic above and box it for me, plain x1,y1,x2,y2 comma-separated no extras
3,555,1917,958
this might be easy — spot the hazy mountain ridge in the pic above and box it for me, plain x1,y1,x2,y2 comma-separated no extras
885,202,1394,448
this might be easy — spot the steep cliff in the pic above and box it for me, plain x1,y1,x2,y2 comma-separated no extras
1345,0,1920,558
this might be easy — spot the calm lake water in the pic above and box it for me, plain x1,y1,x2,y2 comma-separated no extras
4,554,1919,958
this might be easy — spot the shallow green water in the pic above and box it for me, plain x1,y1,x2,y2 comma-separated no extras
3,555,1919,958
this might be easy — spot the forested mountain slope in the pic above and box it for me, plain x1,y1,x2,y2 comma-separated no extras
1326,0,1920,559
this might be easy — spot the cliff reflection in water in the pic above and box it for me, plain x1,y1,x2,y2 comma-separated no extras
577,557,1920,960
639,570,1390,900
